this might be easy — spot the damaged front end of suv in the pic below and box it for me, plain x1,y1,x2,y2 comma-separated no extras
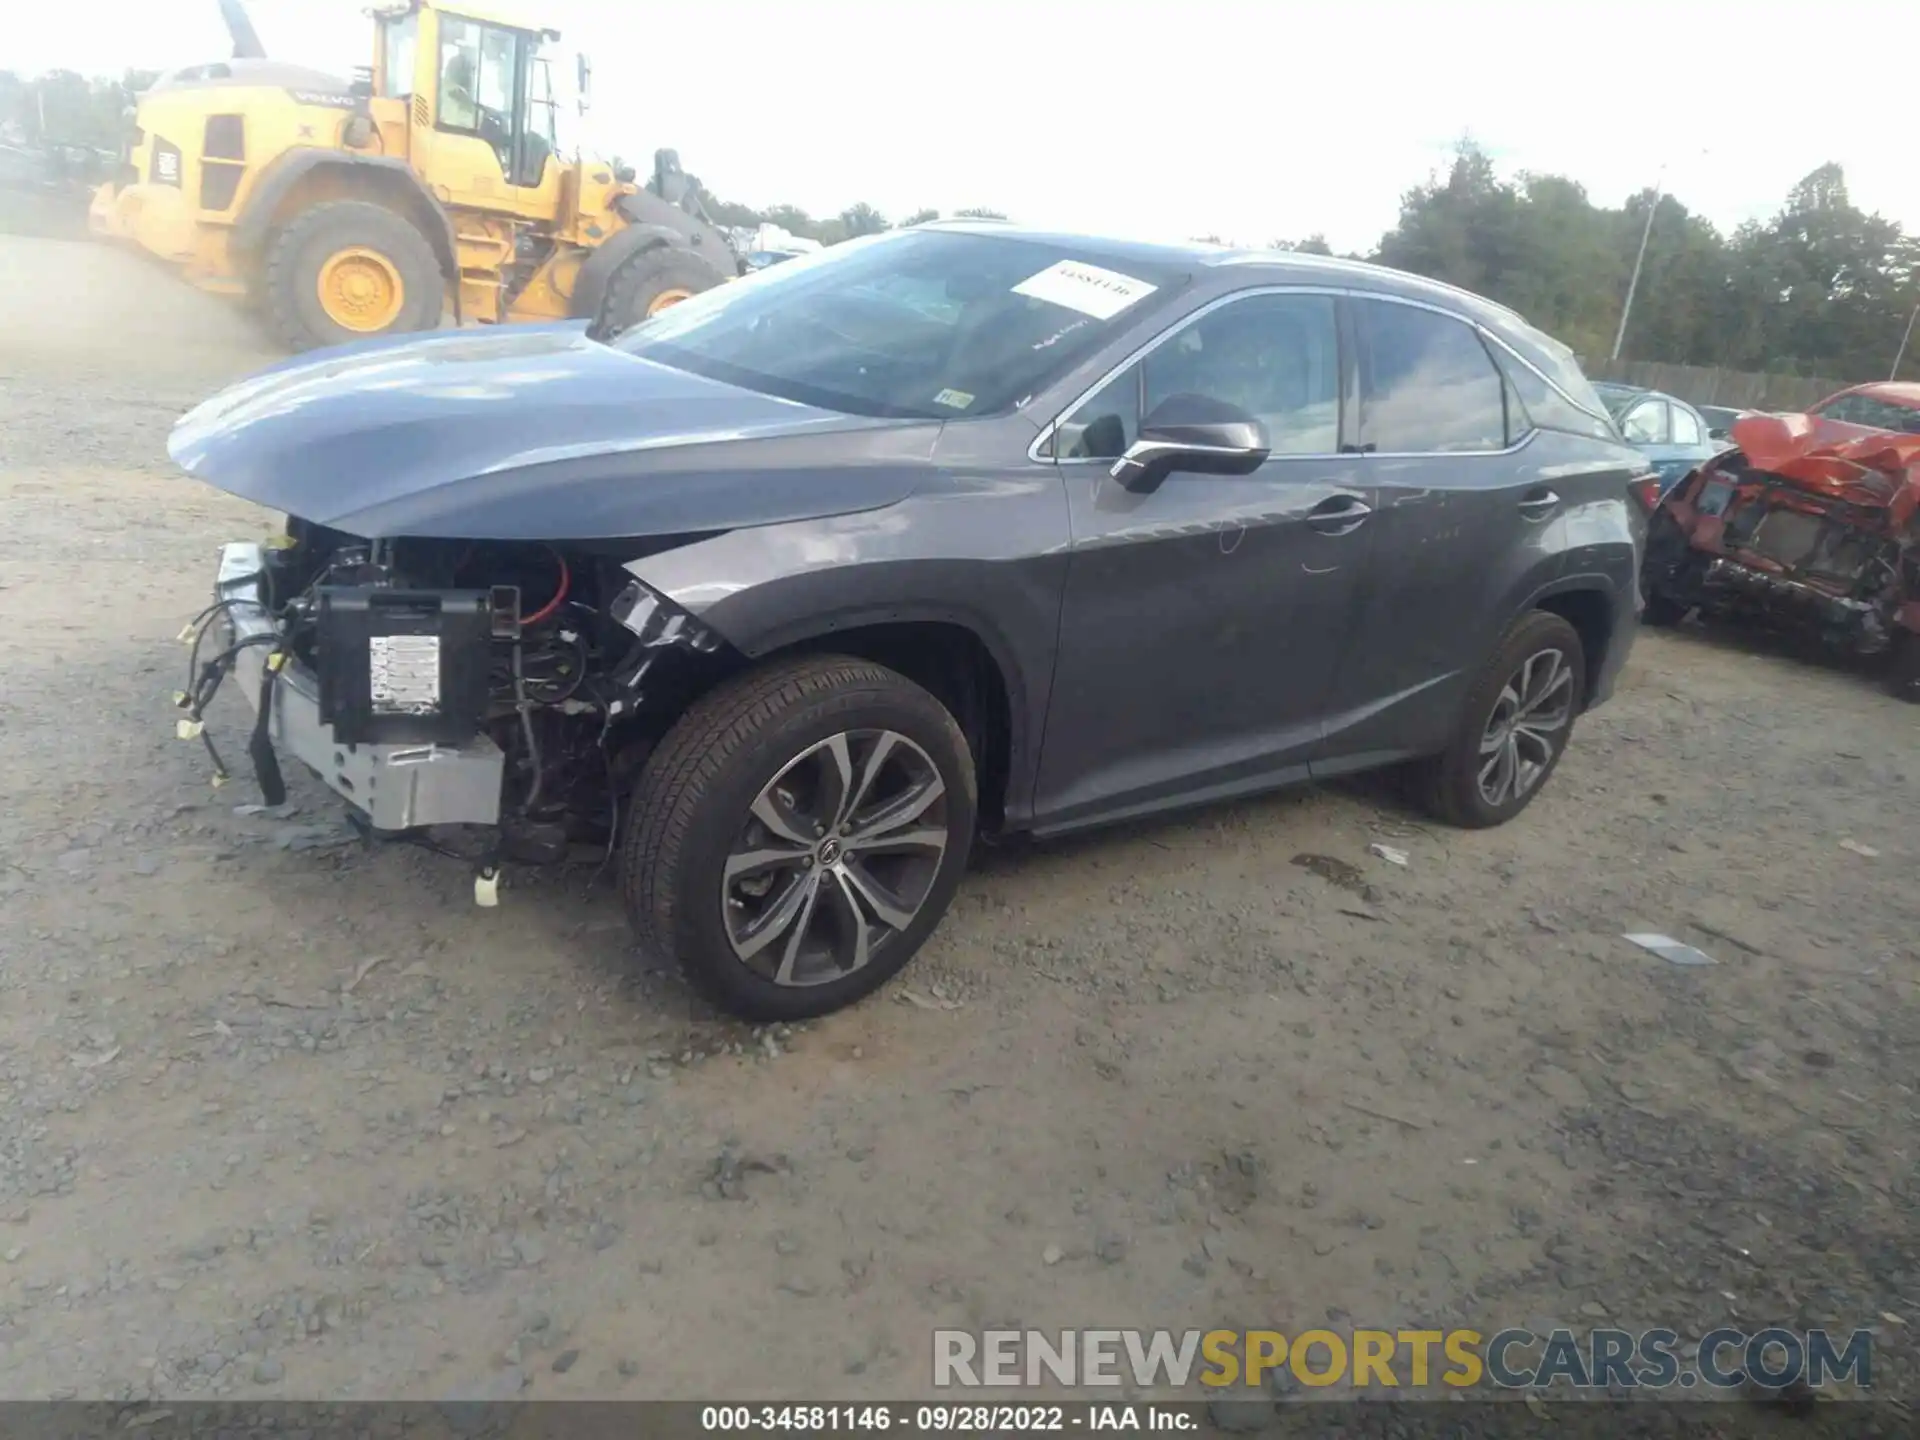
163,302,978,1026
194,525,738,889
1642,410,1920,700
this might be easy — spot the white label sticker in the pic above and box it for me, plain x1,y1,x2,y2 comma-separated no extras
1012,260,1157,320
932,388,975,410
369,634,441,715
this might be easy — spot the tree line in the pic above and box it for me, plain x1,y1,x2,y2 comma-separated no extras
9,58,1913,383
0,69,153,154
675,142,1919,384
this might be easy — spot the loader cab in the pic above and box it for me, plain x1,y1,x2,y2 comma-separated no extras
372,0,569,213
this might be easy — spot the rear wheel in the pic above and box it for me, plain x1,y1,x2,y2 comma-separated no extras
621,655,977,1021
1639,505,1694,627
1413,610,1586,829
1886,631,1920,704
1640,589,1688,627
261,200,444,351
594,246,727,340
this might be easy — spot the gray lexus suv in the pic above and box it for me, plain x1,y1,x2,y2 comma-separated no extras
171,224,1642,1020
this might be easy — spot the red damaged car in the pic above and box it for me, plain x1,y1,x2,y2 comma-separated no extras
1640,381,1920,700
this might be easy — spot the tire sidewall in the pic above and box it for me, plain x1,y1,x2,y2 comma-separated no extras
270,204,443,351
1445,613,1586,827
1640,589,1687,627
662,681,976,1019
599,248,725,338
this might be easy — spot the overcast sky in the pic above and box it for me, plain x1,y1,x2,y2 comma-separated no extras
14,0,1917,252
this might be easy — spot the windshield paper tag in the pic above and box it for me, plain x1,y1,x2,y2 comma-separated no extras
932,388,974,409
1013,260,1157,320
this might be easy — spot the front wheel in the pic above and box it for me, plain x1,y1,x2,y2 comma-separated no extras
1413,610,1586,829
621,656,977,1021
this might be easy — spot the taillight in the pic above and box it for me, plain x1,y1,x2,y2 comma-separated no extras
1631,476,1662,511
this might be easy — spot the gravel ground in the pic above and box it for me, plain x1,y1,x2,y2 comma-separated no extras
0,235,1915,1421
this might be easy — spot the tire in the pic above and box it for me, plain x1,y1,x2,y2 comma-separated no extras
1886,631,1920,704
260,200,444,351
1638,506,1694,627
1413,610,1587,829
594,245,727,340
1640,589,1688,627
621,655,977,1021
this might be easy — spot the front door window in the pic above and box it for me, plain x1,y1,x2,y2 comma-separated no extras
437,16,546,187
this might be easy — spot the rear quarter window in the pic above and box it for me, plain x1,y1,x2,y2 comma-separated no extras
1486,341,1618,443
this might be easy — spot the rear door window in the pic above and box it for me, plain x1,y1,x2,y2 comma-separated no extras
1671,405,1703,445
1354,299,1506,453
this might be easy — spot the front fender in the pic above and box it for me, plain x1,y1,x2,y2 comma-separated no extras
230,149,458,279
625,480,1073,828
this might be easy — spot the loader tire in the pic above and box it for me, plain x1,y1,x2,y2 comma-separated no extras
594,246,727,340
261,201,444,352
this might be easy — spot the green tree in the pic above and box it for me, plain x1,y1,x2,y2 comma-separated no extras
901,207,940,226
837,202,889,237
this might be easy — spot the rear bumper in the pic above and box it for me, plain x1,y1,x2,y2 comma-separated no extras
215,542,504,829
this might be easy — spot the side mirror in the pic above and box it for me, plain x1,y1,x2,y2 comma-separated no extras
1708,427,1729,442
1109,394,1270,494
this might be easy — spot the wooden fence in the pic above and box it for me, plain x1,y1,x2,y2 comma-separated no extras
1583,359,1854,412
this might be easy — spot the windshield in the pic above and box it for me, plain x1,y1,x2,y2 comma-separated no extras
616,230,1186,420
1809,392,1920,436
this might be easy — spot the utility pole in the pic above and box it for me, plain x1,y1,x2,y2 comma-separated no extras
1611,166,1665,362
1893,303,1919,382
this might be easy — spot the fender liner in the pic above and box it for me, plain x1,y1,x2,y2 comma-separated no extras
571,188,739,321
231,149,461,314
1521,570,1633,709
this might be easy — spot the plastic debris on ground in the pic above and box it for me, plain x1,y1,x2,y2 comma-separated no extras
1367,842,1410,867
1622,932,1718,967
1838,839,1880,858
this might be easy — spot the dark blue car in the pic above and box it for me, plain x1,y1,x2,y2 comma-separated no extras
1593,382,1721,507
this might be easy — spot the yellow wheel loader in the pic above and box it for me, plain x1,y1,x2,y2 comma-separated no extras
88,0,739,350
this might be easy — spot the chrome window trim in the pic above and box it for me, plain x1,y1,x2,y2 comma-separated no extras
1030,285,1599,467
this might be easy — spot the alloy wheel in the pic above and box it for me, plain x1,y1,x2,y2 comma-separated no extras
1477,647,1575,807
720,730,949,987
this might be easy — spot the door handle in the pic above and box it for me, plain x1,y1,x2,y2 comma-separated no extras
1517,488,1560,519
1306,494,1372,536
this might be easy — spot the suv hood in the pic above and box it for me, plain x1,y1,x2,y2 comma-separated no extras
169,324,937,540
